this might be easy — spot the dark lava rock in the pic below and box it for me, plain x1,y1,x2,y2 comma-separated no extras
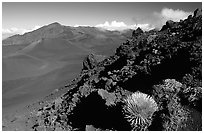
82,53,106,71
161,20,180,31
194,8,202,18
132,27,144,38
166,20,175,28
28,8,202,131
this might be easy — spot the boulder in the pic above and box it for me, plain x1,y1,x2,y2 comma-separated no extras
98,89,116,106
161,20,176,31
82,53,106,70
85,125,96,131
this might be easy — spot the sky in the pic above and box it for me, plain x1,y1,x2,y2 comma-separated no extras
2,2,202,39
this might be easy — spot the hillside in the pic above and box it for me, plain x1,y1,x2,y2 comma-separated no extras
2,21,132,125
2,9,202,131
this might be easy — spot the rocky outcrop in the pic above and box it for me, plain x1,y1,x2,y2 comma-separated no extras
161,20,178,31
132,27,143,38
27,8,202,131
194,8,202,18
82,53,106,71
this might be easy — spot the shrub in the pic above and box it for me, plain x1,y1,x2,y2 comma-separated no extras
162,79,182,92
123,92,158,130
180,86,202,112
152,79,193,130
152,79,182,103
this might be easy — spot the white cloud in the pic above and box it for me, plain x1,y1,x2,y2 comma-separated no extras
153,8,192,27
73,24,91,27
160,8,192,22
96,21,131,31
2,26,41,40
136,24,154,31
95,20,154,31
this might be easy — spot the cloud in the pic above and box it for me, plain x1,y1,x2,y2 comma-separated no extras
73,24,92,27
160,8,192,22
95,20,154,31
136,23,154,31
2,25,41,39
153,8,192,28
95,21,128,31
2,26,41,35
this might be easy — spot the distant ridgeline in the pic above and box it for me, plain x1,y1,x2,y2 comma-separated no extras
27,9,202,131
2,22,133,45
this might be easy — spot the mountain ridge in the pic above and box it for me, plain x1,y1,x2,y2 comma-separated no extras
2,22,133,45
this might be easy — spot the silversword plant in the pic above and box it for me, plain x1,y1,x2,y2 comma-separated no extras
123,92,158,130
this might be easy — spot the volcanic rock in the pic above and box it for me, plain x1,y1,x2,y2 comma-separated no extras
82,53,106,71
132,27,144,38
194,8,202,18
